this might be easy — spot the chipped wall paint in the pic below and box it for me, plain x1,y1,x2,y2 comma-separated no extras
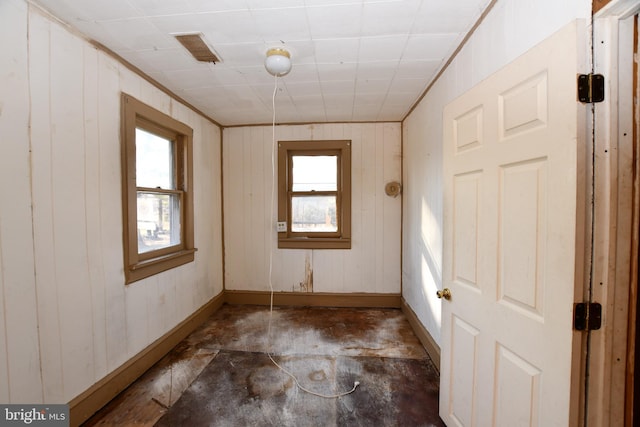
296,253,313,293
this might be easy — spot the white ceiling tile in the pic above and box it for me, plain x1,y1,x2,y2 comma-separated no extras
32,0,492,125
360,0,421,36
388,77,428,94
47,0,143,22
250,8,311,42
290,94,325,107
321,81,357,96
246,1,306,10
306,4,363,39
314,38,360,64
317,64,357,82
358,35,408,62
99,18,175,51
394,59,441,79
282,81,323,97
276,63,319,83
411,0,489,34
355,61,398,81
131,48,199,71
304,0,360,5
354,80,390,98
355,92,387,105
148,13,210,34
271,40,315,65
196,10,264,44
352,105,381,120
184,0,250,13
69,20,132,51
129,0,192,16
324,93,355,106
211,43,266,67
161,69,220,90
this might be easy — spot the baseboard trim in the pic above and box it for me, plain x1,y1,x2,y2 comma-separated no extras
68,292,224,427
401,298,441,371
224,290,402,308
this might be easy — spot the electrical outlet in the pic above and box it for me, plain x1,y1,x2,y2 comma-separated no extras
276,222,287,232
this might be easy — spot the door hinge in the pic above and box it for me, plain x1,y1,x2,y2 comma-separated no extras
574,302,602,331
577,74,605,103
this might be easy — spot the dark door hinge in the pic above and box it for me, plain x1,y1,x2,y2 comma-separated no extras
574,302,602,331
577,74,605,103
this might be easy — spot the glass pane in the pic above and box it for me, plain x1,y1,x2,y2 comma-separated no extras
137,192,181,254
292,156,337,191
136,128,174,189
291,195,337,232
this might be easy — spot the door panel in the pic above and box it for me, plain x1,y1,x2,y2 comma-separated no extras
441,22,583,427
450,315,479,427
499,158,547,318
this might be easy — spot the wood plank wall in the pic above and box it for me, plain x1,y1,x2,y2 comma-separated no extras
0,1,224,404
223,124,402,295
0,0,42,403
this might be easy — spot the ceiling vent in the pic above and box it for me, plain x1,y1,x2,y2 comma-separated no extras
174,33,221,63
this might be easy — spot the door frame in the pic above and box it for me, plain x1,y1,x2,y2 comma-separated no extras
590,2,640,426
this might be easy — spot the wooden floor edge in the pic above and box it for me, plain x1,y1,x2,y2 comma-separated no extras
400,298,441,372
68,292,225,427
224,290,402,308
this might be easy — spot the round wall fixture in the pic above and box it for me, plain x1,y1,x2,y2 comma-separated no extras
385,181,402,198
265,48,292,76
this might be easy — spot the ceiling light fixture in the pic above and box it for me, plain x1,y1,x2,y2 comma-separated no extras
264,48,292,77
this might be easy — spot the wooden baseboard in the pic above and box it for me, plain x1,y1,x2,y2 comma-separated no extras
68,292,224,427
401,297,441,371
224,290,402,308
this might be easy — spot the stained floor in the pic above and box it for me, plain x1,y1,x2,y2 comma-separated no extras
83,304,445,427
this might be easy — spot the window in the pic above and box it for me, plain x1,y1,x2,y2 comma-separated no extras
277,140,351,249
121,94,195,283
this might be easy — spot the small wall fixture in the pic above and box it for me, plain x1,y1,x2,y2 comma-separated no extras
385,181,402,198
265,48,292,77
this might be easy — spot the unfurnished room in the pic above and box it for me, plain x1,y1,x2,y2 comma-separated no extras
1,0,640,426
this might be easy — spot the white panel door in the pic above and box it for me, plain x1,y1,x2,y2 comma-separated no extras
440,22,584,427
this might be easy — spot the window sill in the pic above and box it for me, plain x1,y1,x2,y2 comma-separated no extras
126,248,197,284
278,238,351,250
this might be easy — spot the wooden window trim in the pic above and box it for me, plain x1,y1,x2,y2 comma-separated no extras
121,93,195,284
277,140,351,249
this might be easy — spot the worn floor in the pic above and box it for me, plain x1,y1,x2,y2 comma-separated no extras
83,304,445,427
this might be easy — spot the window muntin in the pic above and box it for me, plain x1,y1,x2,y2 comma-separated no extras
122,94,195,284
278,140,351,249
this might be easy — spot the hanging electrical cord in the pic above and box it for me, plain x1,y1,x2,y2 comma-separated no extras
265,73,359,399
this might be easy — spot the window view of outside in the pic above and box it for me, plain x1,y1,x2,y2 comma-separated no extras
136,128,181,253
291,155,338,232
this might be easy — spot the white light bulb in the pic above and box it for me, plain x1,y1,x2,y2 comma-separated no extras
265,48,292,77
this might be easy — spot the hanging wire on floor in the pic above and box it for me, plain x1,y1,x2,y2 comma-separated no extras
265,73,359,399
